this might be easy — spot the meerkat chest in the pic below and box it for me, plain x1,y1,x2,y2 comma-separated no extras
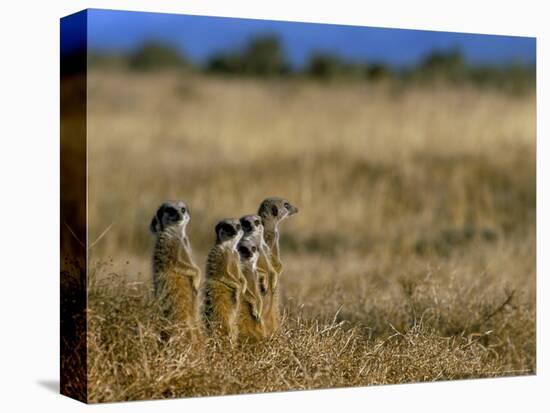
227,249,241,273
157,237,185,264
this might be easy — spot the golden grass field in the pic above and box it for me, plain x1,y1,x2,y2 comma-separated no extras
85,69,535,403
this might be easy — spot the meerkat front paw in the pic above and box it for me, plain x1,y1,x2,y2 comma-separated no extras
240,277,248,296
192,274,201,293
251,304,261,321
259,276,268,294
270,273,279,291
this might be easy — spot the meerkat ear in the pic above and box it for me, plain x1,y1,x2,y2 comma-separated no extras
151,206,165,233
215,222,223,238
271,205,278,217
215,222,230,242
150,215,159,234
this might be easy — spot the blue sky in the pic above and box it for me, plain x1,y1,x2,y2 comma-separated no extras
67,9,535,67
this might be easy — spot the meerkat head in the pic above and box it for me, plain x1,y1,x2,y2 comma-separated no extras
240,214,264,241
214,218,243,249
258,197,299,230
150,200,190,236
237,238,259,269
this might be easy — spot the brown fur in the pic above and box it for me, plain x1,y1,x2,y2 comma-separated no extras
151,202,202,336
237,240,266,342
256,248,280,334
202,219,246,342
258,198,298,335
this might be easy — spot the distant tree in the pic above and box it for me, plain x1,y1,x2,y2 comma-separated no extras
206,52,244,74
241,35,289,76
128,41,188,71
502,61,535,94
306,53,365,80
416,48,466,83
365,63,393,82
206,35,289,76
469,61,535,94
307,53,344,79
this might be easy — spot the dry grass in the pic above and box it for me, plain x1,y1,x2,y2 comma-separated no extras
85,69,535,403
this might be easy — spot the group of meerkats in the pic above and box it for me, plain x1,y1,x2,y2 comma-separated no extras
149,197,298,343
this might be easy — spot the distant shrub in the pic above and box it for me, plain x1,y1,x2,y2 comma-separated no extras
414,48,467,84
207,35,289,76
469,62,535,95
242,35,289,76
306,53,365,80
366,63,393,82
207,52,245,74
406,48,534,94
128,41,189,71
88,38,534,94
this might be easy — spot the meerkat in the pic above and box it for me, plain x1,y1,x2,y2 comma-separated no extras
257,197,299,334
236,237,266,342
202,218,246,342
239,214,277,297
150,201,201,334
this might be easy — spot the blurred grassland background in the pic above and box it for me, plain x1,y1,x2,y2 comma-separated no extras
84,31,535,402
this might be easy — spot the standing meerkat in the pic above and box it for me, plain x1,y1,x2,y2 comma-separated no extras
258,197,299,334
202,218,246,342
239,214,276,297
236,237,266,342
150,201,201,333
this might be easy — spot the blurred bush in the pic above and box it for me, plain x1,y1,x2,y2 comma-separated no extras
406,48,534,94
242,35,289,76
468,62,535,94
207,52,244,75
366,63,393,82
306,53,366,80
414,48,467,84
207,35,289,76
128,41,190,71
89,35,535,93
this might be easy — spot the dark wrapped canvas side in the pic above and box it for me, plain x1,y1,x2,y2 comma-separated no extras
60,10,88,403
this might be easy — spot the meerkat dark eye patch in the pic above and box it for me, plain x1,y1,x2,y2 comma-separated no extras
223,224,237,237
241,220,252,233
238,245,251,259
223,223,236,237
165,206,178,217
216,222,235,239
271,205,278,217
